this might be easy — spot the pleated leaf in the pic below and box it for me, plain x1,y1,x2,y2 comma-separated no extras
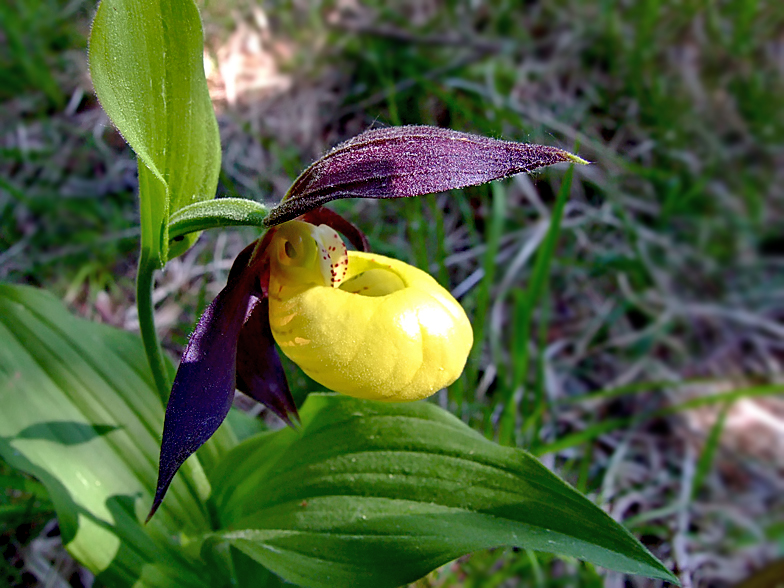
0,285,239,587
210,394,679,588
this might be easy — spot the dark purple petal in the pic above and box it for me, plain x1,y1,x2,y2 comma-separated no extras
264,126,587,226
236,296,299,427
148,243,259,521
148,280,251,521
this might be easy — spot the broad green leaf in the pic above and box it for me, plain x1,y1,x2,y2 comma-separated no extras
210,394,679,588
89,0,221,264
0,285,237,587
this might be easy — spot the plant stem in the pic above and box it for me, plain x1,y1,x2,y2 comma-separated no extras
137,253,171,404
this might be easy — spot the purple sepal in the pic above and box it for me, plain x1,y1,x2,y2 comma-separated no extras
236,296,299,427
264,126,581,225
148,245,258,521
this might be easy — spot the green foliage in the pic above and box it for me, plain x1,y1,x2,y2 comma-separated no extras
426,549,606,588
0,284,676,586
0,284,226,586
212,393,676,587
0,468,52,533
498,167,574,446
90,0,226,400
0,0,87,107
89,0,221,265
0,460,54,586
307,4,783,580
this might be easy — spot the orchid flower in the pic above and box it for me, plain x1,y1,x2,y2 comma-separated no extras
148,126,587,520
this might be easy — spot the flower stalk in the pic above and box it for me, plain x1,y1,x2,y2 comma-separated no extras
137,253,171,404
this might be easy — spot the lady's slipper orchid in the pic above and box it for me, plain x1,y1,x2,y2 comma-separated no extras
268,220,473,401
148,126,587,520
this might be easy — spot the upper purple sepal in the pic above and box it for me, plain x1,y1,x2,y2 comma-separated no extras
264,126,584,226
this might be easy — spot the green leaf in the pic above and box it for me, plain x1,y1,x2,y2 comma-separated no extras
0,285,235,587
89,0,221,264
0,467,54,530
210,394,679,588
167,198,269,260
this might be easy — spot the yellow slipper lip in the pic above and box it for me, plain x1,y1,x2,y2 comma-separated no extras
268,222,473,401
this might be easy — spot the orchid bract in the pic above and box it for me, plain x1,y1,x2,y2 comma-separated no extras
149,125,589,519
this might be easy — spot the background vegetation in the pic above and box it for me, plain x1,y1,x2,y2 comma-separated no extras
2,0,783,585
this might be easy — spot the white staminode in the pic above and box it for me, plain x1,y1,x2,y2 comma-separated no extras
309,224,348,288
